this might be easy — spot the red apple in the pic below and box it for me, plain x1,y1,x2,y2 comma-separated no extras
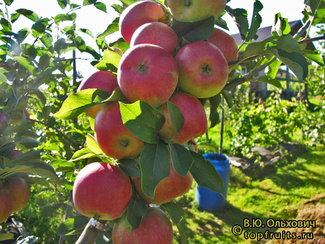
94,102,145,160
207,28,239,63
159,93,208,145
175,41,228,99
78,70,118,118
0,112,8,133
8,149,23,160
130,22,179,54
132,159,193,204
118,44,179,108
73,162,132,220
166,0,227,22
0,188,13,223
112,207,173,244
4,177,29,212
119,1,167,43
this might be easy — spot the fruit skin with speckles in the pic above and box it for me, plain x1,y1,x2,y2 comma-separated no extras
166,0,227,22
175,41,228,99
118,44,179,108
73,162,132,221
119,1,167,43
78,70,119,118
159,93,208,145
112,207,173,244
207,28,239,63
94,102,145,160
130,22,179,54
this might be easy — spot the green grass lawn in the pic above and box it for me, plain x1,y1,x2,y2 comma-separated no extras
174,144,325,243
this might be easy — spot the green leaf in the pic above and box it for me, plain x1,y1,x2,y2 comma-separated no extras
79,28,94,38
221,90,233,108
189,151,225,196
126,193,148,231
169,143,193,177
70,147,97,161
57,0,68,9
13,56,36,74
225,6,248,40
0,233,14,241
304,49,324,65
210,110,220,128
119,158,141,177
3,161,60,182
56,216,89,236
163,202,184,225
16,137,39,148
273,13,291,36
119,101,165,144
167,101,184,134
94,2,107,12
54,13,77,25
86,134,104,155
83,0,97,5
16,9,39,21
255,76,282,89
32,18,49,36
139,142,170,199
96,18,119,46
171,16,215,42
0,18,11,31
209,94,221,128
246,0,263,41
4,0,14,6
54,89,110,120
40,33,53,48
101,48,122,72
102,87,126,103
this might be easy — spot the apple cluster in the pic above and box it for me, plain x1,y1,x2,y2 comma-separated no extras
73,0,238,242
0,176,29,224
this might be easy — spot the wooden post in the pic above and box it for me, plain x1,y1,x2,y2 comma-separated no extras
219,97,225,155
75,219,107,244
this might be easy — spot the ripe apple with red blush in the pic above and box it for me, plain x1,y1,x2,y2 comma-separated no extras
159,93,208,145
3,177,29,212
175,41,228,99
112,207,173,244
207,28,239,63
119,1,167,43
73,162,132,220
118,44,179,108
0,188,13,223
78,70,118,118
95,102,145,160
130,22,179,54
166,0,227,22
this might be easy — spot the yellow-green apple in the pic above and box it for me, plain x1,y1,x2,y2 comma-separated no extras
159,93,207,145
130,22,179,54
73,162,132,220
118,44,179,108
132,159,193,204
112,207,173,244
0,112,8,133
78,70,118,118
175,41,228,99
207,28,238,63
166,0,227,22
3,177,29,212
119,1,167,43
94,102,145,160
0,188,13,223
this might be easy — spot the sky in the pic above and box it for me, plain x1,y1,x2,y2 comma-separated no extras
4,0,309,79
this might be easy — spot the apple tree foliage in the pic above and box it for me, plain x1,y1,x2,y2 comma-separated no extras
0,0,324,242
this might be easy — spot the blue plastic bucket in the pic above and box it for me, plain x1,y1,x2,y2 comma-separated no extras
195,153,230,212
